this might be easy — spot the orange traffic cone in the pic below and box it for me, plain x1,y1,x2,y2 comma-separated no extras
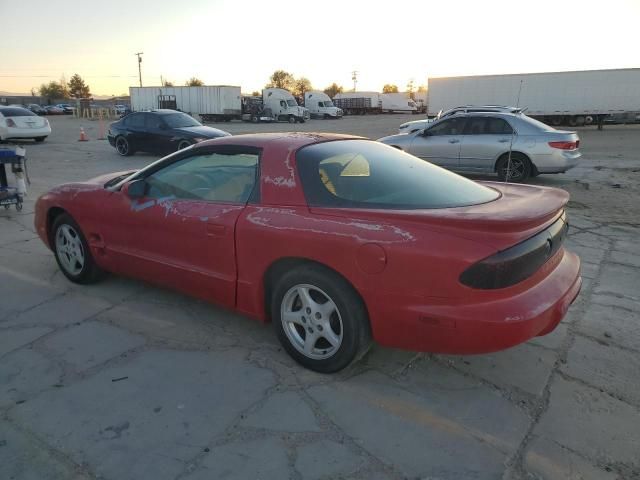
78,127,88,142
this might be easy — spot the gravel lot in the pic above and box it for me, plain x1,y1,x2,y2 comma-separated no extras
1,115,639,480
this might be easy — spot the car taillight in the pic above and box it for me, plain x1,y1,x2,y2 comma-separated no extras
460,213,568,289
549,140,579,150
6,119,17,127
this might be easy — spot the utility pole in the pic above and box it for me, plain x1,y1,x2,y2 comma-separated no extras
351,70,358,92
135,52,144,87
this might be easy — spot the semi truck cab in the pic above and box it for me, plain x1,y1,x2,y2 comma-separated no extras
304,91,343,119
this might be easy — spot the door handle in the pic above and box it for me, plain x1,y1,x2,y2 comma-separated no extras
448,139,460,144
498,139,509,143
206,223,226,236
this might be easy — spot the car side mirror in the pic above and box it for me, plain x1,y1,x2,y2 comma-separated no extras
123,179,146,199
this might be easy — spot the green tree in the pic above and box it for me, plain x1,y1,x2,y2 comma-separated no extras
266,70,295,90
292,77,312,98
185,77,204,86
30,87,37,97
382,84,399,93
251,90,261,96
323,83,343,98
67,73,91,98
163,80,174,86
39,80,68,99
406,79,415,99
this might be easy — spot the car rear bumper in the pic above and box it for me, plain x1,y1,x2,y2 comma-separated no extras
533,149,581,173
4,126,51,139
367,249,581,354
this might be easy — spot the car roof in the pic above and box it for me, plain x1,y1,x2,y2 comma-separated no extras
196,132,365,150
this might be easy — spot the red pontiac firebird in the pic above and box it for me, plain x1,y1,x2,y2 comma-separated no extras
35,133,581,372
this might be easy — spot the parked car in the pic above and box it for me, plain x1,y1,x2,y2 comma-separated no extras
0,106,51,142
55,103,74,114
379,112,581,182
44,106,65,115
27,104,47,115
107,110,230,156
34,133,581,372
398,117,434,134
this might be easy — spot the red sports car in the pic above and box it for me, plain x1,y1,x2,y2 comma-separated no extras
35,133,581,372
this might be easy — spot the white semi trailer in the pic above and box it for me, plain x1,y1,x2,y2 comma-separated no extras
333,92,417,115
304,91,343,118
427,68,640,126
129,85,242,122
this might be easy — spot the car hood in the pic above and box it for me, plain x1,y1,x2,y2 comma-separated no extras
175,125,231,138
378,133,412,143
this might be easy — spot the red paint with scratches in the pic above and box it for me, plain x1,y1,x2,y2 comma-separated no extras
34,133,581,354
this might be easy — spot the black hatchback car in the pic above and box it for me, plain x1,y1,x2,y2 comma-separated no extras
107,110,230,156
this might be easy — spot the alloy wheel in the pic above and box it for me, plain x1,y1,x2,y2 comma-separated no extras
55,224,85,276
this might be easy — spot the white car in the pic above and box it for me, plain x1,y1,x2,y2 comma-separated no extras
398,117,434,134
0,106,51,143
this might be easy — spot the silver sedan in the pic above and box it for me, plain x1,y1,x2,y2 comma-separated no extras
379,112,581,182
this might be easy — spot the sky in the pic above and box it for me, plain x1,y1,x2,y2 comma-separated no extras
1,0,638,96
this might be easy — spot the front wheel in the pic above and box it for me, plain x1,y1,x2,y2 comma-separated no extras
177,139,192,151
115,136,134,156
288,115,296,124
272,265,371,373
52,213,105,284
497,154,532,183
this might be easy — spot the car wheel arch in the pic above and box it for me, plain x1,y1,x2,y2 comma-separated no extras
262,257,368,323
494,151,532,172
47,206,68,247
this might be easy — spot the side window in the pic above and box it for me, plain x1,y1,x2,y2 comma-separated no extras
280,100,286,108
486,118,513,134
463,117,488,135
145,114,163,129
125,113,145,128
427,118,466,136
145,150,260,203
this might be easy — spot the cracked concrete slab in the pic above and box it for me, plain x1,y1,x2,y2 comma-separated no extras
240,390,322,432
0,326,51,357
308,370,529,479
576,302,640,351
562,335,640,407
8,349,275,480
444,343,557,397
594,263,640,300
295,439,364,479
0,421,91,480
534,376,640,467
41,321,146,372
183,437,291,480
0,347,62,408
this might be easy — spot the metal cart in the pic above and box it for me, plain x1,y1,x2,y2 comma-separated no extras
0,146,28,212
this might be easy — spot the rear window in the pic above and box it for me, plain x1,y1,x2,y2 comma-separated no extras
297,140,500,209
0,107,36,117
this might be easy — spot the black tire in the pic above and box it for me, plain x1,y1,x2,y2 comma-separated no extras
34,136,46,142
299,118,306,124
271,264,371,373
251,115,259,123
324,114,331,120
51,213,105,284
288,115,296,124
115,136,134,156
177,139,192,151
497,153,532,183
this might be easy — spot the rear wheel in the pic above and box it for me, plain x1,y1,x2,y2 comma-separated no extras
52,213,105,284
497,153,532,183
177,139,192,150
115,136,134,156
271,265,371,373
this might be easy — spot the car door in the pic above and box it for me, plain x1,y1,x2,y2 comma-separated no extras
103,146,260,307
144,113,173,153
123,113,148,151
408,117,466,168
459,116,514,172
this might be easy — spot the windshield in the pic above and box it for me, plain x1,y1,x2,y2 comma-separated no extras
286,99,297,107
162,112,201,128
297,140,499,209
0,107,36,117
